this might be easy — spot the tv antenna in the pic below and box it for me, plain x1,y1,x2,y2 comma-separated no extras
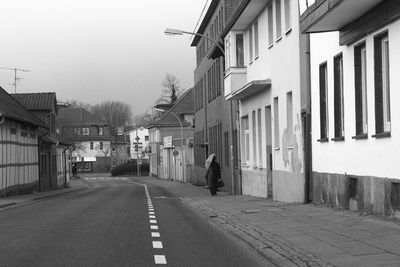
0,67,31,93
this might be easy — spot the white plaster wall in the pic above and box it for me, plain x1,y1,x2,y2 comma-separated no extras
236,0,305,202
311,20,400,179
74,141,111,158
130,128,149,159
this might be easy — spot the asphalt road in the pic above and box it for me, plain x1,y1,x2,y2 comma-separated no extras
0,177,266,267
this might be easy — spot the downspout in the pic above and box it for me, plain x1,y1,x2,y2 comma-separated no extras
235,100,242,195
303,34,312,203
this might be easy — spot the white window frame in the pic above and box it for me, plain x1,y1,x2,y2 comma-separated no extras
381,36,391,132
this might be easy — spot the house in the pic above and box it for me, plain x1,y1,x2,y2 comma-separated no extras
0,87,46,195
129,127,149,160
191,0,240,193
203,0,308,201
147,88,194,182
12,92,71,190
111,128,131,168
300,0,400,217
57,108,113,172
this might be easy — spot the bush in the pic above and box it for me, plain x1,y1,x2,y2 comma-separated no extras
111,159,149,176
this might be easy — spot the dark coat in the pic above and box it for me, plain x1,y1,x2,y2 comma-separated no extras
206,159,221,194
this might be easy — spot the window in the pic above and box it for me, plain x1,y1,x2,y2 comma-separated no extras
319,62,329,141
225,36,231,68
21,124,28,137
257,108,262,166
242,116,250,162
284,0,291,31
391,182,400,210
145,136,149,141
100,142,103,150
334,54,345,139
374,33,391,136
113,161,116,167
275,0,282,39
252,110,257,164
236,34,244,67
274,97,280,148
287,92,293,146
90,142,94,150
249,27,253,62
112,147,116,152
268,4,274,46
354,43,368,137
10,126,17,135
99,127,103,135
254,21,259,58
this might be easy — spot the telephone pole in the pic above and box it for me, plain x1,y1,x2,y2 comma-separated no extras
0,67,31,93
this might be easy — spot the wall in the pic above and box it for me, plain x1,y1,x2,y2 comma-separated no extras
310,20,400,216
0,120,39,195
232,0,305,201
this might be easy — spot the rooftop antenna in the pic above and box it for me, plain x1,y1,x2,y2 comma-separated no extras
0,67,31,93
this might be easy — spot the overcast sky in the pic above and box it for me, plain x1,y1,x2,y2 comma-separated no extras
0,0,208,114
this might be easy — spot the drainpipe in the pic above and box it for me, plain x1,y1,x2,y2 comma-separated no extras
303,34,312,203
235,100,242,195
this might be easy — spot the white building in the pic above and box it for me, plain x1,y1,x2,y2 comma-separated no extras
223,0,308,202
300,0,400,217
129,128,149,160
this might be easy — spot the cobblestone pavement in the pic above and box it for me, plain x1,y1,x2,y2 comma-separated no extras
134,176,400,267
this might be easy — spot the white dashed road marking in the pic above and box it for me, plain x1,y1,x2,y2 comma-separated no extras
124,180,167,265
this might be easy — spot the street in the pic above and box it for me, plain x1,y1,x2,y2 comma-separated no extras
0,177,266,267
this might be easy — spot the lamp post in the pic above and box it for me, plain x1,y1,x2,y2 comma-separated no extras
164,27,238,194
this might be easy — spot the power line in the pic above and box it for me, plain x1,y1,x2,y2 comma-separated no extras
0,67,31,93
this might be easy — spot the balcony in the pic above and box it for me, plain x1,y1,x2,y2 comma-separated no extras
224,67,247,99
300,0,384,33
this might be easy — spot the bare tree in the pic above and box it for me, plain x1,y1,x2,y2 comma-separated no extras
91,100,132,127
96,142,111,171
133,110,157,128
157,73,184,104
66,100,92,111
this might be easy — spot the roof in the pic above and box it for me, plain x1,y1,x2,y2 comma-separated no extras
12,92,57,112
191,0,221,46
57,108,107,127
0,87,46,127
147,88,194,129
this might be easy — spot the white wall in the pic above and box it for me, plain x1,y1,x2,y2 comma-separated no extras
129,128,149,159
73,141,111,158
310,20,400,179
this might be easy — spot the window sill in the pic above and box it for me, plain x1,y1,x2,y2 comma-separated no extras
254,56,259,61
317,138,329,143
372,132,391,139
268,43,273,49
273,146,280,150
352,133,368,140
276,36,282,43
287,145,294,149
285,28,292,35
331,136,345,142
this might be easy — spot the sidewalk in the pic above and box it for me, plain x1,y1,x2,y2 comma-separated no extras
0,178,88,210
137,177,400,267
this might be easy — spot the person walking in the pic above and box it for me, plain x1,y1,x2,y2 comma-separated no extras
72,164,78,179
205,154,221,196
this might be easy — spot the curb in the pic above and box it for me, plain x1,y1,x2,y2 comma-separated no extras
0,183,89,210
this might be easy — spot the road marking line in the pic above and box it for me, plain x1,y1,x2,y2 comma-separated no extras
149,215,156,219
150,220,157,224
154,255,167,264
150,225,159,230
152,241,163,249
149,211,155,214
151,232,160,237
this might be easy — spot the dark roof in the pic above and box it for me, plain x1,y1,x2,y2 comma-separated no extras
147,88,194,128
57,108,107,127
12,92,57,112
0,87,46,127
191,0,221,46
153,103,174,111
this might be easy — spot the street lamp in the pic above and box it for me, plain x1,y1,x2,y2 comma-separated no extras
164,27,238,194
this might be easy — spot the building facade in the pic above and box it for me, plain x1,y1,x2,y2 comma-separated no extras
300,0,400,217
192,0,240,193
0,88,45,195
220,0,308,201
57,108,113,173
